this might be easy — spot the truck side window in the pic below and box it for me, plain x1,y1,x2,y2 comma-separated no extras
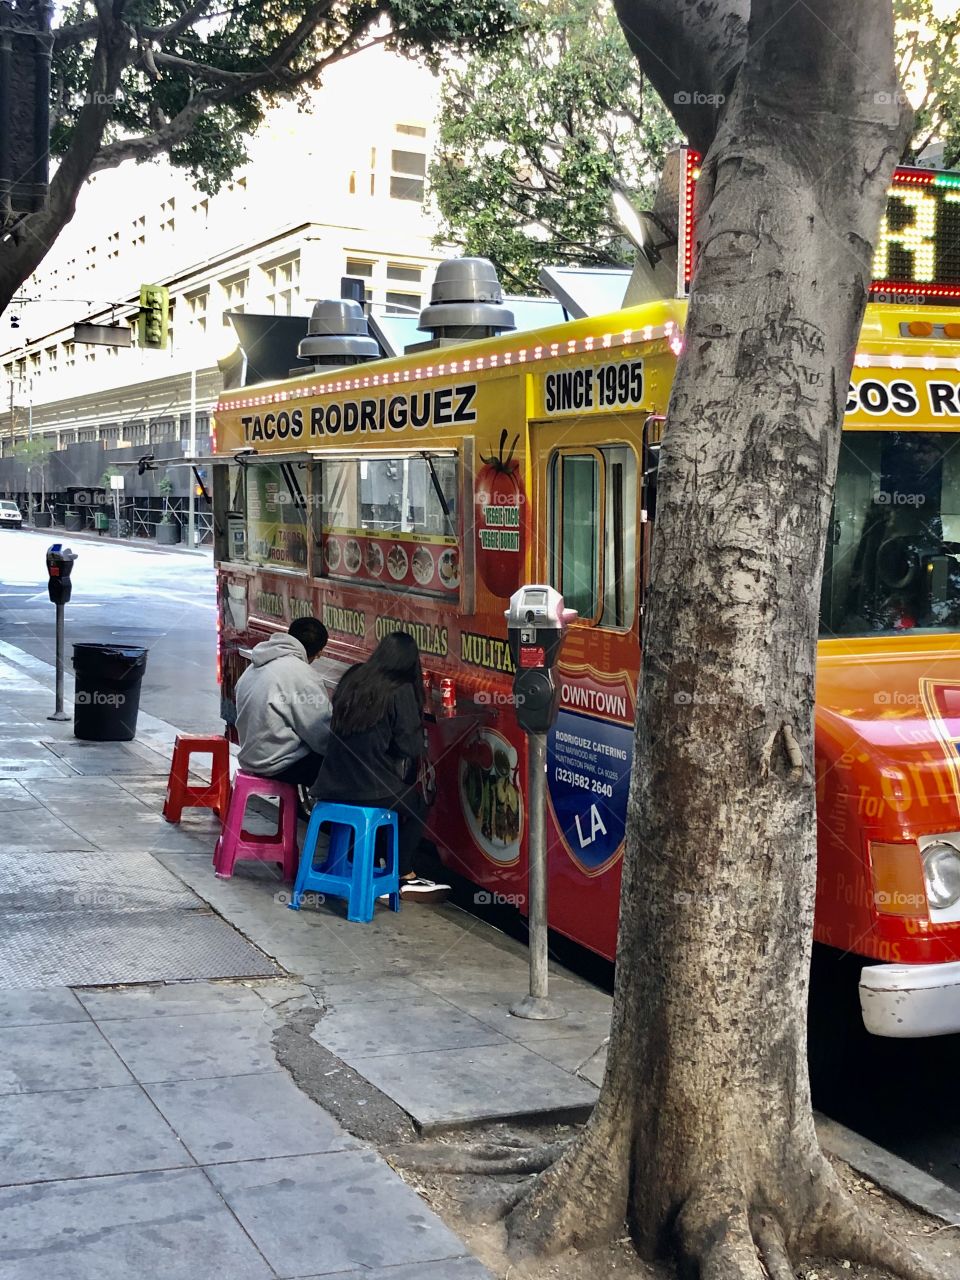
552,452,601,622
550,447,637,630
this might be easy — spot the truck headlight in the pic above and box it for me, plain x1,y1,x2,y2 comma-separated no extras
922,842,960,910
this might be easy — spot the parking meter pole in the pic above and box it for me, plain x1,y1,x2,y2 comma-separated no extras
45,543,76,723
506,584,577,1023
511,729,563,1020
48,601,69,722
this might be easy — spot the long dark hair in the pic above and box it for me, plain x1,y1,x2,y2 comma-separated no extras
331,632,424,735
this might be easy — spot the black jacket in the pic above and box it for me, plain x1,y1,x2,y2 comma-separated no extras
313,682,424,805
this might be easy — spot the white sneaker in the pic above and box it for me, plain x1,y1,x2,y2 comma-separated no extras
400,878,451,903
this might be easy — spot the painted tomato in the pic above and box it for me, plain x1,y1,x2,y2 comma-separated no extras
476,429,524,598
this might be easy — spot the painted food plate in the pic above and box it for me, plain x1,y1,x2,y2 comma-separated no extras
459,728,523,864
324,538,342,571
438,548,460,590
365,542,384,577
343,538,362,573
411,546,435,586
387,543,409,580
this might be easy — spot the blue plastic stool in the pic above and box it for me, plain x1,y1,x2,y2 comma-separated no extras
288,802,400,923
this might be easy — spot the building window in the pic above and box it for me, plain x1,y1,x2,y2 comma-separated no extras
186,288,209,333
390,149,426,202
396,122,427,138
78,428,96,443
124,421,147,446
345,257,374,303
160,198,176,234
387,263,423,285
29,352,40,379
63,343,76,371
262,255,300,316
100,424,120,442
385,291,421,315
221,272,248,326
45,346,57,376
151,418,177,443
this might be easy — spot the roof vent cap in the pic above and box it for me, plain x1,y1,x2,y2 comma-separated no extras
298,299,379,366
417,257,515,341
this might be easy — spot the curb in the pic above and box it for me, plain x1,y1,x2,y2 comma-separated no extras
816,1113,960,1227
22,524,213,557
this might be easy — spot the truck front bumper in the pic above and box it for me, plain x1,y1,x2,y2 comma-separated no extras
859,959,960,1037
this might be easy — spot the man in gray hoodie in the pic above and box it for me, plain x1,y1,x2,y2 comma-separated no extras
235,618,331,787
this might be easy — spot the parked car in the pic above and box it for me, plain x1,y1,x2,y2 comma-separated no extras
0,501,23,529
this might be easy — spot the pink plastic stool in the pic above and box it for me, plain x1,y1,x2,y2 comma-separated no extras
213,771,299,880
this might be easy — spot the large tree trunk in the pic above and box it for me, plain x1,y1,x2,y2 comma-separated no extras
508,3,943,1277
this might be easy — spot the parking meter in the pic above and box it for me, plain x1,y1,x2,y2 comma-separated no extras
505,585,577,734
504,585,576,1021
46,544,78,605
45,544,77,722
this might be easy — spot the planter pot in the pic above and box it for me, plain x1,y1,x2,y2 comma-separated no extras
32,512,52,528
156,521,181,545
64,511,83,532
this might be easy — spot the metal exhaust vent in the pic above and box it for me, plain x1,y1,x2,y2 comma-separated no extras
297,299,379,372
408,257,515,352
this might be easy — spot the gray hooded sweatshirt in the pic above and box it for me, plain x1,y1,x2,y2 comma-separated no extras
235,633,331,775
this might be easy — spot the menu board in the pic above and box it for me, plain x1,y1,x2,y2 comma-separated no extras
322,527,459,596
245,466,307,569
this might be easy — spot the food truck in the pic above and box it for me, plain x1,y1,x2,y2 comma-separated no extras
212,150,960,1037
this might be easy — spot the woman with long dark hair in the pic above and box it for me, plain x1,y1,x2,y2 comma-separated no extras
312,632,449,901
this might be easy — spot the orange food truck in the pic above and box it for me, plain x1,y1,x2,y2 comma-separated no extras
212,150,960,1038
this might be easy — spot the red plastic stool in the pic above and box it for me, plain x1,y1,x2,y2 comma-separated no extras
213,771,299,880
163,734,231,823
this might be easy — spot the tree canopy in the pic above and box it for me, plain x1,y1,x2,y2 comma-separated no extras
430,0,678,292
431,0,960,290
0,0,518,313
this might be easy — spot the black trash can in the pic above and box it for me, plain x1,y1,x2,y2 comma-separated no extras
73,644,148,741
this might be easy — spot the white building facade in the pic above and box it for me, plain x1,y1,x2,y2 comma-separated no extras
0,46,446,458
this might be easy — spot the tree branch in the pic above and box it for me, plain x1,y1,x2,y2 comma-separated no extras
612,0,749,153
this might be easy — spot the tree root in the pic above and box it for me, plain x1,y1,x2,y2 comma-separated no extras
675,1163,951,1280
505,1098,633,1259
809,1169,951,1280
387,1139,571,1177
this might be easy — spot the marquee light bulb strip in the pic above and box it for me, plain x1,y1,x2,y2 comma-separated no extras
218,323,678,412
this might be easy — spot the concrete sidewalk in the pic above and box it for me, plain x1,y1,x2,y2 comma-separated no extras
0,650,495,1278
0,641,611,1133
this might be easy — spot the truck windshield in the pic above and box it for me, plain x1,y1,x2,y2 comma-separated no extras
820,430,960,636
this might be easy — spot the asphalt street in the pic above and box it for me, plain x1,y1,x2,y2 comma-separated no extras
0,528,220,733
